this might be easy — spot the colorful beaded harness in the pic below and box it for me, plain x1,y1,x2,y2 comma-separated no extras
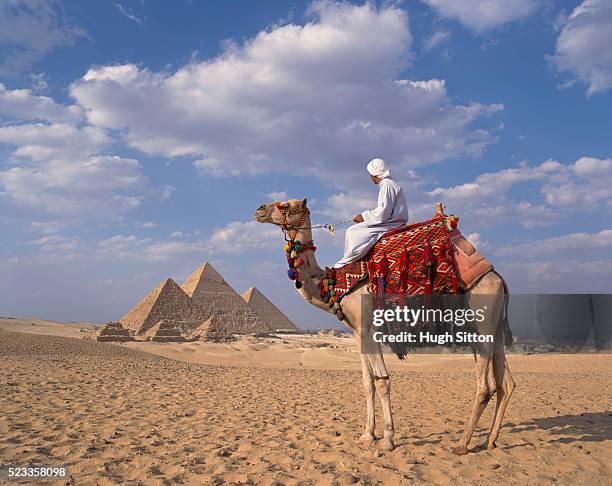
275,202,317,291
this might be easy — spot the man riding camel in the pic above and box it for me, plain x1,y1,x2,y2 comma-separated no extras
334,158,408,268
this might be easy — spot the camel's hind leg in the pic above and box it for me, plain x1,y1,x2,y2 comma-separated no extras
453,271,503,455
452,353,495,455
485,346,515,450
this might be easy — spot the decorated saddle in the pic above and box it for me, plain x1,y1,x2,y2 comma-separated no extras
320,214,493,320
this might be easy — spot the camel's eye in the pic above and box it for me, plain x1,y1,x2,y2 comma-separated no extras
258,204,266,211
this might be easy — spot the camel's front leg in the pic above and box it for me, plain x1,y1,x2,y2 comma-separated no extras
359,354,376,443
367,352,395,451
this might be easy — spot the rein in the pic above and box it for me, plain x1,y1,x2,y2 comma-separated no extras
274,205,352,236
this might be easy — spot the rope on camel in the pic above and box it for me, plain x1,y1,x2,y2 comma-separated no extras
301,219,354,235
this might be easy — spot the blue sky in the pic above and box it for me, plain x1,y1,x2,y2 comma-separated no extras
0,0,611,328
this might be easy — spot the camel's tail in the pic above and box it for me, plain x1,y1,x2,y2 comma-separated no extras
496,270,513,347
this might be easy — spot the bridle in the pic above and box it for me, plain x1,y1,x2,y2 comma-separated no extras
274,202,312,243
271,201,344,320
272,202,318,291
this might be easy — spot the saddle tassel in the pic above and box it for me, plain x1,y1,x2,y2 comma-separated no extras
423,242,433,295
445,241,458,293
398,248,410,291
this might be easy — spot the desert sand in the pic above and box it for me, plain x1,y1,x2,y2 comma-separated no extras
0,320,610,485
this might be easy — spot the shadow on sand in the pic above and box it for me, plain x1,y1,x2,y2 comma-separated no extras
506,411,612,445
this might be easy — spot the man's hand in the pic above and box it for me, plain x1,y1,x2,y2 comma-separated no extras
353,214,364,223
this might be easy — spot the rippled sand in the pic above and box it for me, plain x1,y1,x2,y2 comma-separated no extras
1,330,610,485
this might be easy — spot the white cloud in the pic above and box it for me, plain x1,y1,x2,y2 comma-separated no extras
137,221,157,229
428,156,612,228
25,234,81,252
421,0,540,32
97,234,140,250
115,3,144,25
0,83,82,123
170,231,187,238
541,156,612,209
264,191,289,200
494,229,612,257
0,122,148,217
429,160,562,204
0,0,86,74
70,2,502,185
95,234,206,262
207,221,281,253
97,236,206,262
0,122,108,160
30,220,63,234
553,0,612,95
316,192,377,221
0,100,153,218
465,232,487,249
498,258,612,292
423,30,450,51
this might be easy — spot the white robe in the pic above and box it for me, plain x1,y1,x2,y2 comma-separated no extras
334,177,408,268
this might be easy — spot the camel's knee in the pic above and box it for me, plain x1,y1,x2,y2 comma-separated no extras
374,376,390,394
496,372,516,396
362,377,375,392
476,385,495,404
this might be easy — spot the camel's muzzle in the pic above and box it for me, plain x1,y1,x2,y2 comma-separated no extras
254,204,272,222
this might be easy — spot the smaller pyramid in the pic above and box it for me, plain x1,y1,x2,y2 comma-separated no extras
191,315,236,343
242,287,301,332
97,321,135,342
120,278,204,335
145,320,187,342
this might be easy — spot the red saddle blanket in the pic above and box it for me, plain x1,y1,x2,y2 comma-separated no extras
320,216,461,309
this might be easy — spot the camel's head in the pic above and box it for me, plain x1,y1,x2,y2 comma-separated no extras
254,198,308,226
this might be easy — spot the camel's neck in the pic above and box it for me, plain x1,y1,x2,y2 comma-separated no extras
287,218,326,306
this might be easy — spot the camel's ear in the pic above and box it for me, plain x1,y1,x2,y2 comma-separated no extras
301,198,308,208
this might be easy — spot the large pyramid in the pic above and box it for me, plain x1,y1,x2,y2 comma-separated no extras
120,278,204,335
181,262,277,333
242,287,300,332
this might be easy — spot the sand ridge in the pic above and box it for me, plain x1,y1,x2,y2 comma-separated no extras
1,330,610,485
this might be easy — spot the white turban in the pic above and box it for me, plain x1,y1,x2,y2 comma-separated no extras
367,158,390,179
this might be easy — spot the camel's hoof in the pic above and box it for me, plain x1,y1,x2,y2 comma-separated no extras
452,445,469,456
486,441,497,451
380,438,395,452
359,433,376,443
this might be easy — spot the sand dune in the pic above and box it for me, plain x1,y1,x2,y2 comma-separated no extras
1,329,610,485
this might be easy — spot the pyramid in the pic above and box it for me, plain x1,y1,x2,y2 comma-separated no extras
145,320,187,342
181,262,276,333
191,315,236,343
242,287,301,332
97,321,135,342
120,278,204,335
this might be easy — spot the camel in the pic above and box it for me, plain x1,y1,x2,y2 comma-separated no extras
254,198,515,454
